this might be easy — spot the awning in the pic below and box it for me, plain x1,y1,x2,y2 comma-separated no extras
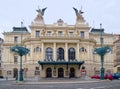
38,60,84,69
38,61,84,65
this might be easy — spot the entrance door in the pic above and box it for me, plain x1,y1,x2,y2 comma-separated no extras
58,68,64,78
13,68,18,78
46,68,52,78
70,68,75,78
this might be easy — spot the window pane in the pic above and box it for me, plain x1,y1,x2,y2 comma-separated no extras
80,31,84,38
47,31,51,36
68,48,75,61
46,47,53,61
57,48,64,60
58,31,63,36
14,36,18,42
14,56,18,64
36,31,40,37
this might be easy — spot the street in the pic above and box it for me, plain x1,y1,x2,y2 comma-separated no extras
0,79,120,89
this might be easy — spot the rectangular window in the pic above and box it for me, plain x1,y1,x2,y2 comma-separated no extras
95,70,100,75
14,56,18,64
58,31,63,36
35,67,39,70
7,71,12,75
69,32,73,36
47,31,51,36
80,31,85,38
36,31,40,37
35,71,40,75
14,36,18,42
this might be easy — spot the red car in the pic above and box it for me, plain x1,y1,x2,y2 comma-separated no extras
91,75,100,79
104,74,113,80
91,74,113,80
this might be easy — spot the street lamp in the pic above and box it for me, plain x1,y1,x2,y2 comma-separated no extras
11,23,30,81
94,24,111,80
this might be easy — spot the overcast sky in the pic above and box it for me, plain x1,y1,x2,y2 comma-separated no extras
0,0,119,38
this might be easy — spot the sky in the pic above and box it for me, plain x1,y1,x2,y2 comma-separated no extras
0,0,119,38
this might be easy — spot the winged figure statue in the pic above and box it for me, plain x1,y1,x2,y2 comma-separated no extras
73,7,84,16
36,7,47,16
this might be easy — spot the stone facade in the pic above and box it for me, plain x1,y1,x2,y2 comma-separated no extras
113,35,120,73
0,38,3,77
3,8,118,78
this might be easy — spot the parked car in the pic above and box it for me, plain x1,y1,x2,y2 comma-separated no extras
104,74,113,80
91,74,113,80
91,75,100,79
112,73,120,79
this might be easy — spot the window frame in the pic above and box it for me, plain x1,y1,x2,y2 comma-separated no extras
36,31,40,37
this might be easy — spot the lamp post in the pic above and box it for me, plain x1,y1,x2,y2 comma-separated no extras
94,24,111,80
19,22,23,81
11,22,30,81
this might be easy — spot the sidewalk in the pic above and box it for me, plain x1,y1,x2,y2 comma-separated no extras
14,77,111,85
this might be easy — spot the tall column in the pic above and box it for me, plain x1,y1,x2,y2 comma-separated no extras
53,42,56,61
76,43,79,60
65,43,68,61
41,42,44,61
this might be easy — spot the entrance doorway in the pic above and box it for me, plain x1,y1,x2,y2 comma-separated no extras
13,68,18,78
58,68,64,78
70,68,75,78
46,68,52,78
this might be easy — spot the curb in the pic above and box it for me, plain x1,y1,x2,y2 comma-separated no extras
14,80,111,85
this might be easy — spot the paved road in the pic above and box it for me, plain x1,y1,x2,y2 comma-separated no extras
0,79,120,89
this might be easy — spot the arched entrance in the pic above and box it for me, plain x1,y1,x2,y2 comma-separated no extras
58,68,64,78
13,68,18,78
70,68,75,78
46,68,52,78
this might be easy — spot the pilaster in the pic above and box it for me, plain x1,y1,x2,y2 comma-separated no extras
53,42,56,61
76,43,79,60
41,42,44,61
65,43,68,61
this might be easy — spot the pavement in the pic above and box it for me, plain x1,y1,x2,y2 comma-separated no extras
12,76,111,85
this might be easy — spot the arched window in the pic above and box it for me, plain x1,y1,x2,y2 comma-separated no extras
45,47,53,61
57,48,64,61
68,48,75,61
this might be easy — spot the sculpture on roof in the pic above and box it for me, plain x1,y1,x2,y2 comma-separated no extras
34,7,47,22
36,7,47,16
73,7,85,22
73,7,84,15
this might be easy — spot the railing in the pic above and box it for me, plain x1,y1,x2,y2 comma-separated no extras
44,59,78,62
43,34,80,38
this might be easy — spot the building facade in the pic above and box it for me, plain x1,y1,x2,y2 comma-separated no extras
113,35,120,73
3,8,117,78
0,38,4,77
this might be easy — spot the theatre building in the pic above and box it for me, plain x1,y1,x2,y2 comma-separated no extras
3,8,115,78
